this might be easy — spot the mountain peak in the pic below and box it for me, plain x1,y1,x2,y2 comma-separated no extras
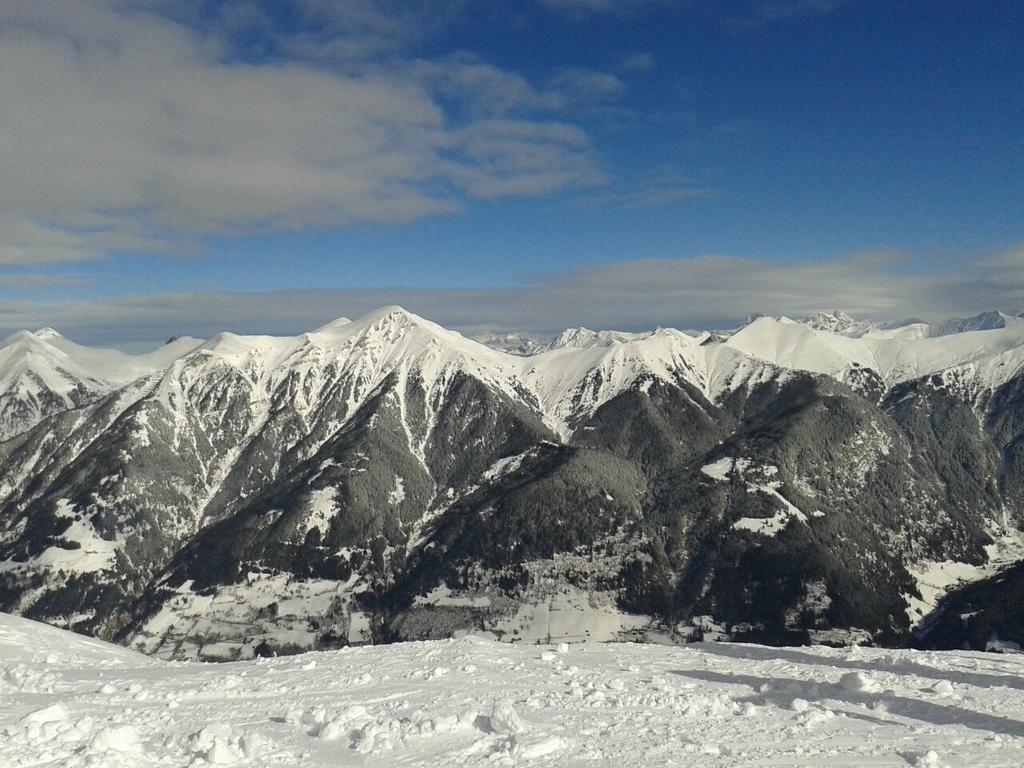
549,327,651,349
363,305,456,334
362,304,420,322
798,310,863,334
469,331,551,356
928,310,1014,337
34,327,63,339
3,329,45,346
342,305,441,336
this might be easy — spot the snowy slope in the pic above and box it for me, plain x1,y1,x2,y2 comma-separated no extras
0,331,103,395
42,330,203,385
725,317,875,382
0,329,201,441
518,327,787,435
172,306,528,414
725,313,1024,391
3,611,1024,768
154,307,743,443
520,328,708,433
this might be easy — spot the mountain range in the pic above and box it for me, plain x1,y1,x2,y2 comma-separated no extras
1,306,1023,659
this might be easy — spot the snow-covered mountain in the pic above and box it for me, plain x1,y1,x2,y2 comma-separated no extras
796,309,871,336
725,312,1024,393
0,328,201,441
468,330,552,356
1,306,1024,658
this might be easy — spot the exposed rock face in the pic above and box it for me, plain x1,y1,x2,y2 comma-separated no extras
1,306,1024,659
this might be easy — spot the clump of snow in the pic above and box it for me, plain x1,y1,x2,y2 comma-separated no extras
389,476,406,505
487,698,525,735
20,703,70,724
482,450,531,481
299,488,337,536
90,724,140,753
700,456,752,481
838,671,880,693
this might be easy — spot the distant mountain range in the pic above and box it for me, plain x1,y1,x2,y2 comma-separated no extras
2,306,1023,659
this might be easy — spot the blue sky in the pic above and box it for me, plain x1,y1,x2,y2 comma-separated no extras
1,0,1022,346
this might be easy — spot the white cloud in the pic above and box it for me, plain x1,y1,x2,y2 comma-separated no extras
410,53,561,115
0,1,606,263
410,54,628,116
449,120,606,197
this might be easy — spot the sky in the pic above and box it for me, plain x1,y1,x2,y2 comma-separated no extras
1,0,1022,347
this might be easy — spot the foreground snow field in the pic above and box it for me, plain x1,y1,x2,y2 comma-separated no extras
2,613,1024,767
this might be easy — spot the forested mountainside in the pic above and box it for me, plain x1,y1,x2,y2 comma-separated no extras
1,307,1023,659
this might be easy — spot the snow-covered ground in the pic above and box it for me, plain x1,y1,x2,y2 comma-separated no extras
3,613,1024,767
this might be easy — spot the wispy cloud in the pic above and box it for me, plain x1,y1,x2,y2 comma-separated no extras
535,0,671,19
615,52,654,74
411,54,629,116
731,0,854,28
575,167,714,209
0,273,91,291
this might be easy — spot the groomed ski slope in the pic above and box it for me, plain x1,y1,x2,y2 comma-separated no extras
3,613,1024,767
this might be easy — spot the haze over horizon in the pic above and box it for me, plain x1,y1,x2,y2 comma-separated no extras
1,0,1022,347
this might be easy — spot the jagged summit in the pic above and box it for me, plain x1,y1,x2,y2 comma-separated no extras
344,305,447,337
798,309,866,335
467,330,551,356
549,327,652,349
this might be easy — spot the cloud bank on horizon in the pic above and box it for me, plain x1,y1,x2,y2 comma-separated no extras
1,0,1022,346
2,247,1023,348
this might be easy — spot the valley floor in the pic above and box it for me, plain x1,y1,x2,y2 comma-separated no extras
2,613,1024,767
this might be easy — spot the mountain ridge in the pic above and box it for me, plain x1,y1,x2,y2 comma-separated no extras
1,305,1023,659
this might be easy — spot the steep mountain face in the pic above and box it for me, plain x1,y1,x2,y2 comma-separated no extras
688,374,995,641
1,306,1024,658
